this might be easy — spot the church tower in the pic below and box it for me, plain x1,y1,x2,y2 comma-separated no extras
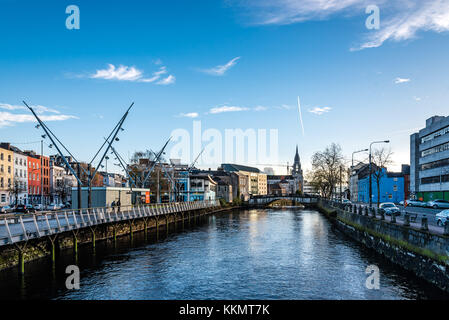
292,145,302,175
292,145,304,193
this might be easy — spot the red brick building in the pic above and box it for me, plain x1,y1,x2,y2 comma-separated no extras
37,155,50,202
27,155,41,204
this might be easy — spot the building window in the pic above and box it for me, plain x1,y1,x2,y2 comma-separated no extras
421,176,441,185
393,185,398,191
421,125,449,144
422,142,449,157
420,158,449,171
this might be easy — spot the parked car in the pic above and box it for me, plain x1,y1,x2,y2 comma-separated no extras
341,199,352,205
45,203,62,211
15,204,31,214
436,210,449,226
26,204,36,213
379,202,401,216
427,199,449,209
405,199,426,207
0,205,13,214
61,203,71,209
33,204,44,211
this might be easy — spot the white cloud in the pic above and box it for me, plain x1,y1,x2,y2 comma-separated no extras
275,104,293,110
234,0,449,50
413,96,421,101
0,103,61,114
200,57,241,76
308,106,332,115
90,64,175,84
179,112,199,118
0,111,77,128
0,103,77,128
91,64,142,81
356,1,449,50
157,74,176,85
395,77,411,84
253,105,268,111
209,105,249,114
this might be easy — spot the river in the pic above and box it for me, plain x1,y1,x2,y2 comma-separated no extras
0,208,446,300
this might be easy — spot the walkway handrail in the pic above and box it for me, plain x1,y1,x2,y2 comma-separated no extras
0,200,220,246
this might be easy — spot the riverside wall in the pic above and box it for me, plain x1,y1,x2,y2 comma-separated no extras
317,201,449,293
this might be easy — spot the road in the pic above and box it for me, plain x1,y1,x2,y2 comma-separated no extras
398,205,445,227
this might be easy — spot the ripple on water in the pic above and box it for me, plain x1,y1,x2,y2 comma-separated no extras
0,208,447,300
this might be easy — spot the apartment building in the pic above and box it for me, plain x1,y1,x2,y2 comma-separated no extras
0,144,14,206
26,153,42,204
411,115,449,201
221,163,267,198
12,146,28,205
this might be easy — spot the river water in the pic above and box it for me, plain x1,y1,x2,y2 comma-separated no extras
0,208,447,300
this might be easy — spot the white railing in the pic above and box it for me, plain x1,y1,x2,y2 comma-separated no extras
0,200,219,246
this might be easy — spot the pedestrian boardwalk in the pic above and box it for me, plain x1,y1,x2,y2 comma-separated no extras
0,200,219,246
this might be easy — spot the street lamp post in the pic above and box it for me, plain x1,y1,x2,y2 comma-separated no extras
369,140,390,208
352,149,369,168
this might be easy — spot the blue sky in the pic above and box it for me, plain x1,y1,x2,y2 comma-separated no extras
1,0,449,175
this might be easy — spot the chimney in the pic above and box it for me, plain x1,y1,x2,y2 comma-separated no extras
0,143,11,150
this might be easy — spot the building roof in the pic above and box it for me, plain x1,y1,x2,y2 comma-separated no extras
267,175,294,180
221,163,260,173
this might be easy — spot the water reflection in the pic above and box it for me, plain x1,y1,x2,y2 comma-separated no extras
0,208,447,300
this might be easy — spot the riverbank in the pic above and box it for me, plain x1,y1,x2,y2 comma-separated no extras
2,207,442,300
317,201,449,293
0,205,237,272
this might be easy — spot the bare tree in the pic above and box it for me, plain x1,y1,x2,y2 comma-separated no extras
55,177,73,204
8,180,26,206
371,147,394,207
309,143,347,199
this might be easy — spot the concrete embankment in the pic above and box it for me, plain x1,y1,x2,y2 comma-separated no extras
317,201,449,292
0,205,235,272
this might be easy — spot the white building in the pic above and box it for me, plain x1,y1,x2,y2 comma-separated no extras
50,164,76,204
12,147,28,205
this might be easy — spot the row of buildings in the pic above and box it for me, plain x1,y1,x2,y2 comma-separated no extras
1,140,305,208
348,163,410,204
348,114,449,204
0,143,127,207
122,146,304,205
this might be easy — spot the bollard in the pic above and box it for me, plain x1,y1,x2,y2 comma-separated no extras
404,212,410,227
421,215,429,231
379,209,385,221
391,213,396,224
364,207,369,216
444,221,449,236
370,207,375,218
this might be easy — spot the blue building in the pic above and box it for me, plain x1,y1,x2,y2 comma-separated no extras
358,168,405,204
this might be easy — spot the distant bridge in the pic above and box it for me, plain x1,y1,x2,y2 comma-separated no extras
248,196,318,206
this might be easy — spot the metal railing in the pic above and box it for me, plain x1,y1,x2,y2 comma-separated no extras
321,199,449,235
0,200,219,246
